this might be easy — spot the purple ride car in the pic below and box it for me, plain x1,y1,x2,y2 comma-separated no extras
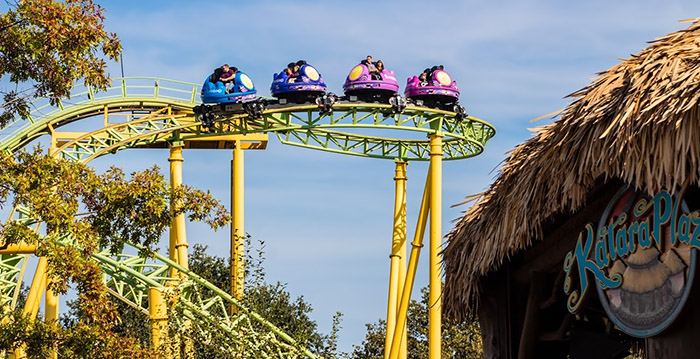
404,69,460,109
343,63,399,101
270,63,327,103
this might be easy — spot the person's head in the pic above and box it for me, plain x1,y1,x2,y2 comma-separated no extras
438,65,444,70
420,68,430,79
284,68,292,75
366,55,373,63
287,62,295,70
293,64,300,73
376,60,384,70
222,64,229,72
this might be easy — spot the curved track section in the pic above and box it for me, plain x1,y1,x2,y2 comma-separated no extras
0,77,496,357
211,103,494,161
0,78,200,152
0,77,495,161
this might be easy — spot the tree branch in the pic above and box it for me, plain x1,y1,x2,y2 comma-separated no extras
0,18,25,33
0,88,34,109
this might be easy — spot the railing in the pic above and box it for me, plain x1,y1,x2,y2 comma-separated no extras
0,77,201,146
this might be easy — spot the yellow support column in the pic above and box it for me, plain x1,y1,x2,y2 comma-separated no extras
385,160,407,359
168,144,188,358
231,141,245,312
168,145,188,278
46,143,59,359
45,289,59,320
428,134,443,359
45,289,59,359
389,171,431,359
397,164,408,359
15,257,48,358
148,287,168,352
399,263,408,357
22,257,48,318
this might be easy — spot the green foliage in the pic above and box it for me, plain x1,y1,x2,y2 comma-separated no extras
349,320,385,359
0,310,157,359
0,147,228,318
349,287,483,359
0,0,121,127
0,148,230,357
184,239,343,358
62,298,151,349
0,1,234,357
61,237,344,359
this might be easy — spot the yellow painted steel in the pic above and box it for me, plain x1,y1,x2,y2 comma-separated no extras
428,134,443,359
45,289,59,359
388,170,431,359
231,141,245,312
54,130,269,151
9,255,29,312
168,145,188,358
46,143,60,359
103,104,109,127
48,123,56,150
45,289,59,321
0,243,36,254
168,145,189,277
398,206,408,359
22,256,47,318
148,287,168,351
15,257,49,358
385,160,407,359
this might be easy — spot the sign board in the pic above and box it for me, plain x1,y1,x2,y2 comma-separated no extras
563,187,697,337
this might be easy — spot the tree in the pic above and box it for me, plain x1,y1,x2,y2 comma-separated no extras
183,239,344,358
0,0,120,126
0,149,230,358
59,236,345,358
349,286,483,359
0,1,232,357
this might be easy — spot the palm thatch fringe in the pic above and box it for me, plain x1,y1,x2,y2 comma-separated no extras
444,18,700,321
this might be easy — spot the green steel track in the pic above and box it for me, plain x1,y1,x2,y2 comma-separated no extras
0,77,495,160
0,77,496,357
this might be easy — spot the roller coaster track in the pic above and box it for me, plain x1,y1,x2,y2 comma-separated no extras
0,77,496,357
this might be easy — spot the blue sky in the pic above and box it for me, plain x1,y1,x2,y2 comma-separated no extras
12,0,700,353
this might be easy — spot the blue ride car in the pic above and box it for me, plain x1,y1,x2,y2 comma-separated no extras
201,70,257,104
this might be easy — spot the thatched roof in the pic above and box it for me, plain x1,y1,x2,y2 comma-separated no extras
443,18,700,321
